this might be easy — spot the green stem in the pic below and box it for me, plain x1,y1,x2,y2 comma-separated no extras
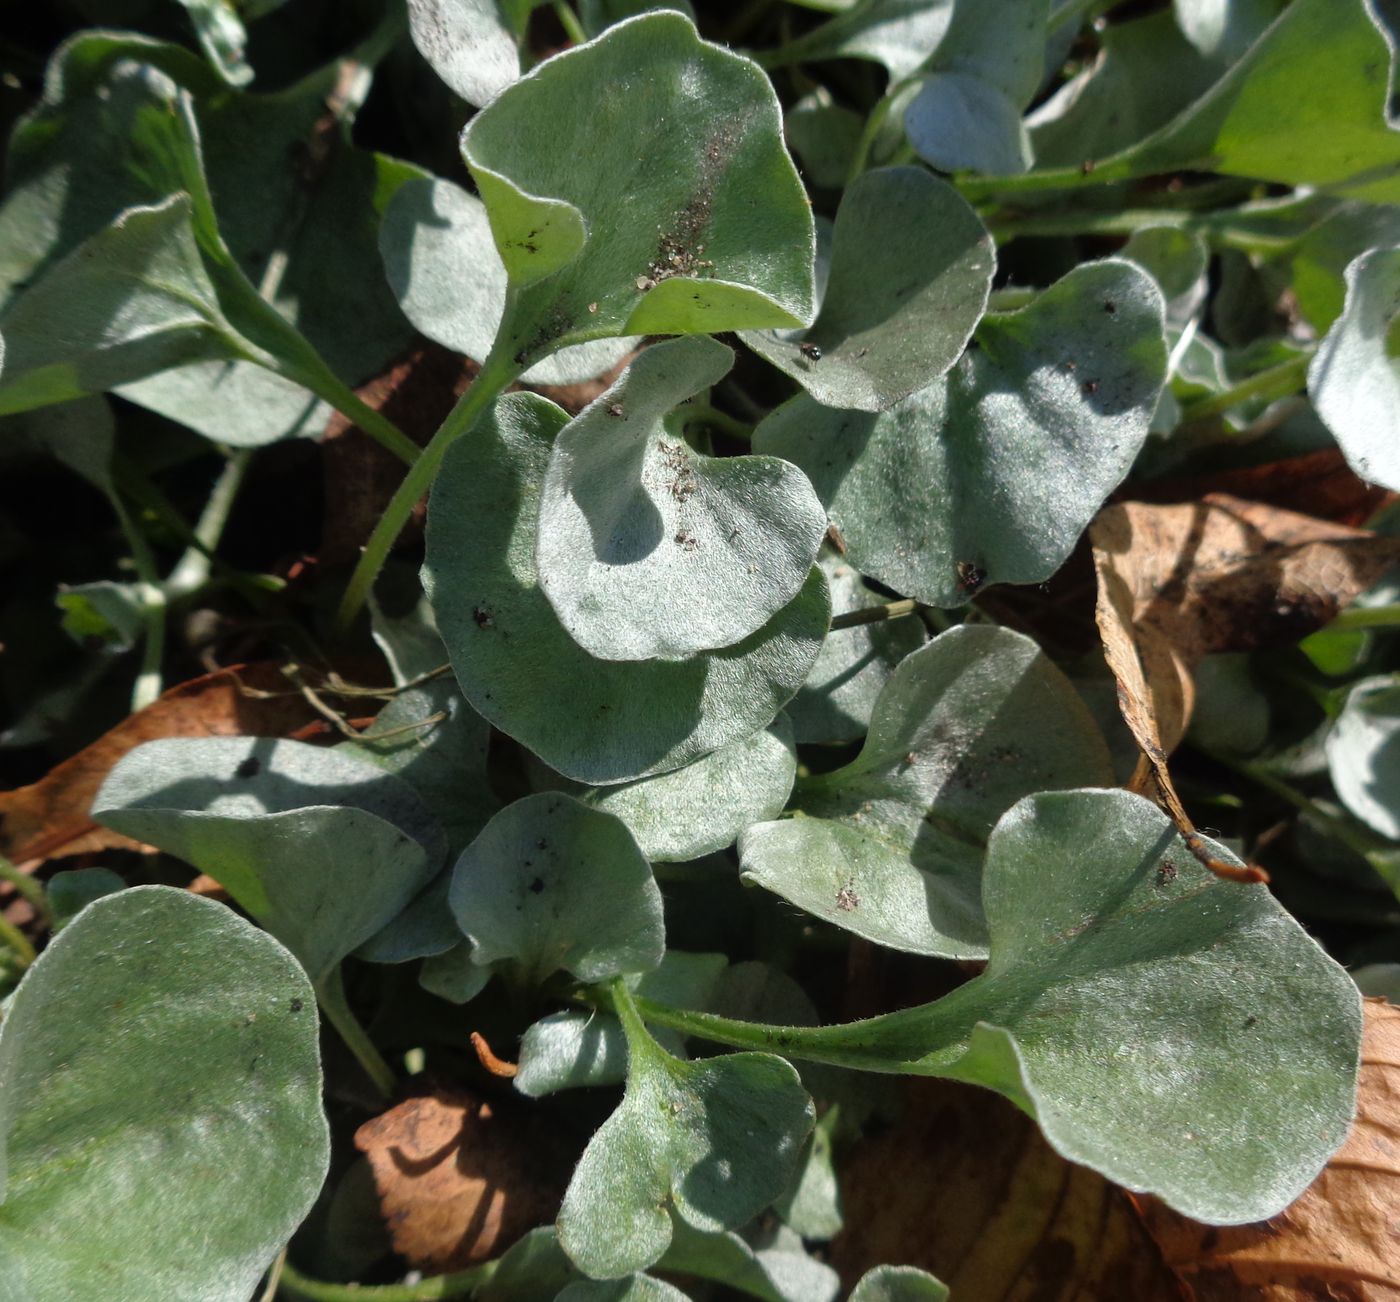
551,0,587,44
165,448,252,598
298,367,421,467
278,1262,494,1302
0,912,35,969
1324,604,1400,633
830,598,923,631
1178,353,1310,424
986,207,1301,254
682,403,753,441
844,93,894,184
110,494,167,711
986,286,1038,312
1226,759,1381,863
315,967,396,1102
629,993,864,1067
337,350,522,629
0,854,50,922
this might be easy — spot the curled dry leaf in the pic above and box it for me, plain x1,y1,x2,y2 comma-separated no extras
829,1076,1182,1301
1131,997,1398,1300
1091,494,1400,878
0,662,321,865
353,1088,572,1273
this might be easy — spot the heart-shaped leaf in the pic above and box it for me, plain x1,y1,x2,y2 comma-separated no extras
1326,675,1400,840
1310,247,1400,494
92,737,445,982
557,984,813,1279
0,886,328,1301
739,624,1112,958
725,790,1361,1225
536,337,826,659
460,11,814,374
742,168,994,413
379,177,634,387
788,552,926,745
754,260,1166,607
904,0,1047,176
424,391,830,784
450,792,664,987
407,0,531,107
517,953,729,1096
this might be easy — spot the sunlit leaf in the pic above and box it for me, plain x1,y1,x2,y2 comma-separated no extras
1326,675,1400,840
762,0,956,80
754,260,1166,607
742,168,994,412
658,1218,839,1302
460,11,814,375
0,887,327,1301
537,337,826,659
424,392,829,784
848,1265,949,1302
407,0,530,107
739,624,1112,958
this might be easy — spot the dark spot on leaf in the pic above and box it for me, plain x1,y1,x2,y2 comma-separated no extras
236,756,261,779
1244,1014,1258,1028
473,606,495,628
1082,379,1100,395
1103,300,1116,314
529,877,545,894
1157,860,1177,886
290,998,304,1013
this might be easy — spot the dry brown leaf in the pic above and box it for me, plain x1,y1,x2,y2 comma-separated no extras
354,1088,570,1272
0,662,321,864
830,1076,1185,1301
1132,998,1400,1301
1091,495,1400,880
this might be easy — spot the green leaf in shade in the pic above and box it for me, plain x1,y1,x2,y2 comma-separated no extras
477,1227,579,1301
536,337,826,659
741,168,994,413
1173,0,1286,62
785,91,864,189
0,197,243,415
407,0,529,107
1310,247,1400,494
1326,676,1400,839
1016,0,1400,203
379,177,635,386
849,1266,949,1302
516,953,729,1096
1289,205,1400,333
0,886,328,1301
657,1219,839,1302
904,0,1047,176
424,392,830,784
706,790,1361,1225
118,363,328,449
419,940,493,1004
762,0,956,80
772,1110,843,1241
556,984,813,1279
91,737,445,982
556,1277,692,1302
1026,10,1218,168
449,792,664,987
788,552,925,745
460,11,814,375
754,260,1165,608
45,868,125,932
739,625,1112,958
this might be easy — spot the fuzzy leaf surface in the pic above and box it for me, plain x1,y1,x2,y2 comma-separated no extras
742,168,994,413
461,11,814,372
424,392,829,784
537,337,826,659
754,261,1165,607
739,624,1112,958
0,887,328,1302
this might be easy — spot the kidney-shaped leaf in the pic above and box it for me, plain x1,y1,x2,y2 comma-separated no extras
777,790,1362,1225
0,886,328,1302
407,0,529,107
92,737,445,982
379,176,634,387
1310,247,1400,494
754,260,1166,606
739,624,1112,958
742,168,994,413
849,1266,949,1302
450,792,664,987
557,986,813,1279
537,337,826,659
461,11,814,373
424,392,830,784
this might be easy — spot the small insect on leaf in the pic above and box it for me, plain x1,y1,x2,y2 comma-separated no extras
799,341,822,362
956,560,985,594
